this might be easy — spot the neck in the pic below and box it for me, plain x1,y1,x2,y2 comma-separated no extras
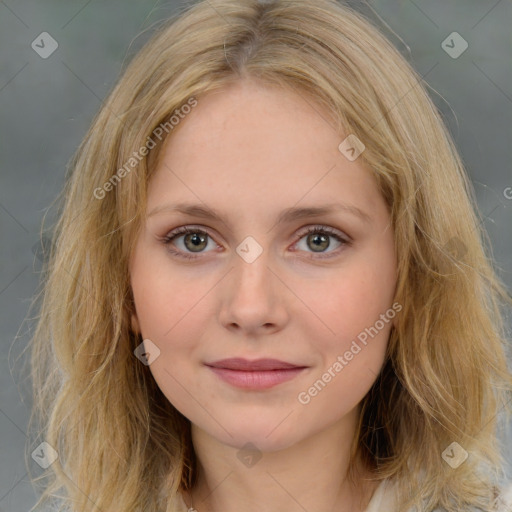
183,410,377,512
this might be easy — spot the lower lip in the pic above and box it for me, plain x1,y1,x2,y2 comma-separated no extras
207,366,307,390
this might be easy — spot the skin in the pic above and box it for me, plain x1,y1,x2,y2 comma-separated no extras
129,78,398,512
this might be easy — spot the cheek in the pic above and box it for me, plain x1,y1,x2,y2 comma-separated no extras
130,247,211,339
130,255,216,416
299,263,396,342
296,319,390,419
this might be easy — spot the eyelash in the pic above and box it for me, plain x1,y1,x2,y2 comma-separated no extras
161,225,351,261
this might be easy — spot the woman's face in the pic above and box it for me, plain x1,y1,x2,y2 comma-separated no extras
129,79,398,452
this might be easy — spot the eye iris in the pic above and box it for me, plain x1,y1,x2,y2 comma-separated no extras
308,233,329,252
176,230,336,255
184,232,207,252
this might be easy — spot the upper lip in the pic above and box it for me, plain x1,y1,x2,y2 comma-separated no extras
205,358,307,371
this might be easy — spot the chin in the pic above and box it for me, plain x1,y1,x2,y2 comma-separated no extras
199,415,309,453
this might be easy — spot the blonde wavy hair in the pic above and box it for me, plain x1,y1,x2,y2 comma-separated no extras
25,0,512,511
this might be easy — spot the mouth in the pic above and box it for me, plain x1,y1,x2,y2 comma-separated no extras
204,358,309,390
206,358,306,371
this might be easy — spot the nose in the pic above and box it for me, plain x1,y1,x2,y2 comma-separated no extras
218,249,289,336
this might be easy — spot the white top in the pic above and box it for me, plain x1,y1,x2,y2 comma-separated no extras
179,479,512,512
364,479,398,511
178,480,397,511
364,479,512,512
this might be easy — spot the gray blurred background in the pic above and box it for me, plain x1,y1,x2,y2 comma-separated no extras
1,0,511,510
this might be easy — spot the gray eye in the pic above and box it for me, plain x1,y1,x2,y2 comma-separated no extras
307,233,330,252
183,232,209,252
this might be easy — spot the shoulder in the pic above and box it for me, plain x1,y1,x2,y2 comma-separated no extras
364,479,512,512
494,482,512,512
364,479,399,512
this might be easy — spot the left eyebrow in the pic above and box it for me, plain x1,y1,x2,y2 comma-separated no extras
147,202,372,226
275,203,372,225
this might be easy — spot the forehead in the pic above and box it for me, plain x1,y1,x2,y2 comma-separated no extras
146,79,384,222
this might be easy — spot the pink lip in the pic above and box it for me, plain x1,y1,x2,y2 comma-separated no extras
207,358,304,371
205,358,308,390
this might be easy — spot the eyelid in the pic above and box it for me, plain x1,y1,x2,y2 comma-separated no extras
289,225,351,259
161,224,351,260
293,225,351,243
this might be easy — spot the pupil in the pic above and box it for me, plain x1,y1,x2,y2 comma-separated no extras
185,233,207,251
309,233,329,252
182,232,330,254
